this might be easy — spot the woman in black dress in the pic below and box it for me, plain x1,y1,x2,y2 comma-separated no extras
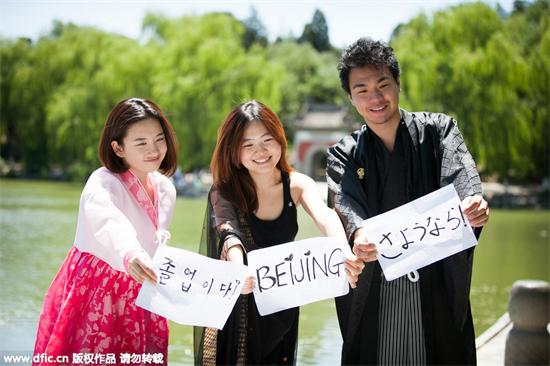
194,100,364,365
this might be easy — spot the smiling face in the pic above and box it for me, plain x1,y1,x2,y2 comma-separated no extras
111,118,167,182
348,65,401,129
239,120,282,176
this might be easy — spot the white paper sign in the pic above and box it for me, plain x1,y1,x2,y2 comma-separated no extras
361,184,478,281
248,237,350,316
136,246,249,329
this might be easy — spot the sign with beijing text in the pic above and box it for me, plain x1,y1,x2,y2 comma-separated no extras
136,246,249,329
248,237,350,316
361,184,478,281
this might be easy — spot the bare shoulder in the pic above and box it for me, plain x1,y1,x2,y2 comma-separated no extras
289,172,317,204
289,171,315,189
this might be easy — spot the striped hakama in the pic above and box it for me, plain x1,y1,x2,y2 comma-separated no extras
378,273,426,365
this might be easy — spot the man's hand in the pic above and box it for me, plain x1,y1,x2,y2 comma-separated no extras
353,228,378,262
461,195,489,228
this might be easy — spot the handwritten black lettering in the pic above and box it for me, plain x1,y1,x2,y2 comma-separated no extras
275,262,288,287
254,247,345,293
256,266,276,293
230,280,240,298
429,218,445,236
305,255,312,282
202,278,214,294
292,258,305,283
159,257,176,285
399,228,414,250
328,248,344,276
181,282,192,293
312,254,328,279
447,207,462,230
220,281,234,298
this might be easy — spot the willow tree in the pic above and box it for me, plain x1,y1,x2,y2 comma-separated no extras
143,12,285,171
391,1,549,182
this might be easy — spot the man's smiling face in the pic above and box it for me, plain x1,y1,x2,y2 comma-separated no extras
348,65,401,127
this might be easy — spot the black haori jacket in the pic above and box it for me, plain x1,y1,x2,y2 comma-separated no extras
327,109,483,365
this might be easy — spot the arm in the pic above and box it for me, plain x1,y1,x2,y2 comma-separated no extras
127,175,177,284
437,115,489,232
326,134,377,262
209,186,246,260
208,186,254,293
435,115,488,328
326,133,369,243
294,171,348,241
155,174,177,245
79,174,155,283
292,172,365,287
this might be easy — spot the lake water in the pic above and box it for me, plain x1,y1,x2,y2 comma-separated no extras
1,179,548,364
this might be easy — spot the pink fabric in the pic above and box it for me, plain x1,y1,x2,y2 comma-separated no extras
33,169,169,365
33,248,168,365
122,247,148,274
119,170,158,229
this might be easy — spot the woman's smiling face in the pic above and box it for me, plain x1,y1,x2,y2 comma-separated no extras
111,118,167,180
239,120,281,175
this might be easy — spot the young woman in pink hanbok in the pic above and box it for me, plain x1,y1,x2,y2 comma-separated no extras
33,98,179,365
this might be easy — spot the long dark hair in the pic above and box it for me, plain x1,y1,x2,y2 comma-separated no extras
210,100,292,214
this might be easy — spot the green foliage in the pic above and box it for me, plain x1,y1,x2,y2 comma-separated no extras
267,41,341,120
392,0,549,182
142,13,284,170
1,1,548,183
1,13,291,178
0,37,32,164
299,9,331,52
241,6,268,50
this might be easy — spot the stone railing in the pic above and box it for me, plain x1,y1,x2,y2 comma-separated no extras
505,280,549,365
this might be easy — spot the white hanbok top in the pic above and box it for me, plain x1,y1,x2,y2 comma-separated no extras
74,167,176,272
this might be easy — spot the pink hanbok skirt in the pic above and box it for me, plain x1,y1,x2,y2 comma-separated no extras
33,247,168,366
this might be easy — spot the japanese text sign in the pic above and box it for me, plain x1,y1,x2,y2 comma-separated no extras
361,184,478,281
136,246,249,329
248,237,350,316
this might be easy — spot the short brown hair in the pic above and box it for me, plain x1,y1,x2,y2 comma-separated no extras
210,100,292,214
98,98,178,176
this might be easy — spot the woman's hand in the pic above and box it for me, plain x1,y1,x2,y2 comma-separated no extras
240,276,256,294
344,253,364,288
127,251,157,284
226,243,245,263
225,243,256,294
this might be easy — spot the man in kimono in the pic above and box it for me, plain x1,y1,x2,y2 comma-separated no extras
326,37,490,365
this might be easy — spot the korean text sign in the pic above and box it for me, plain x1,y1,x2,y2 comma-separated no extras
136,246,249,329
248,237,350,316
361,184,478,281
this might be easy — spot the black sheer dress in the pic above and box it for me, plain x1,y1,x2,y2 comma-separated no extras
195,171,299,366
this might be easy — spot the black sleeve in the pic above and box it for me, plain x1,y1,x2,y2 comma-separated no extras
209,186,243,245
435,115,484,238
326,131,369,244
432,114,484,329
436,114,482,199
